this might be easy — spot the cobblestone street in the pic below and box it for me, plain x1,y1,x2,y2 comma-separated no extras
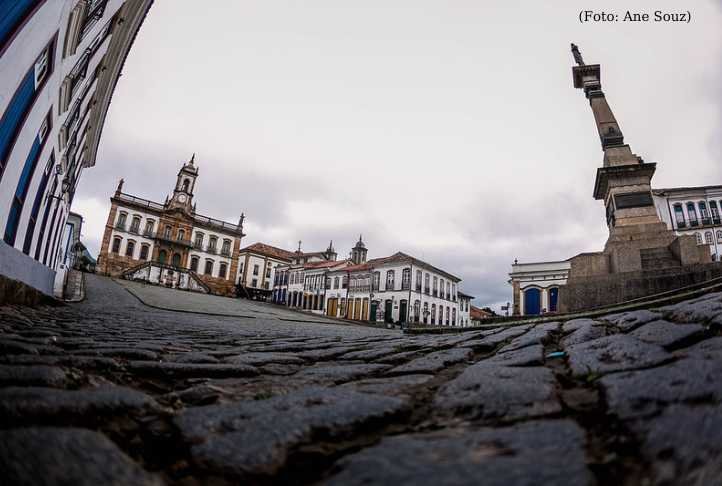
1,274,722,485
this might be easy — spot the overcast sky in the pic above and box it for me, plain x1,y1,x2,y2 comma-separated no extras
73,0,722,310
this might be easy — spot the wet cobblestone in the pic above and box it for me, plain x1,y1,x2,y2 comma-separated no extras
1,274,722,485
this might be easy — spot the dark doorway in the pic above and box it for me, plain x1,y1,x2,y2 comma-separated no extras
399,300,408,323
524,288,541,315
370,301,378,322
384,300,393,323
549,287,559,312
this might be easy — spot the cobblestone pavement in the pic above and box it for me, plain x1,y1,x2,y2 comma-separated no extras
1,274,722,485
117,278,353,323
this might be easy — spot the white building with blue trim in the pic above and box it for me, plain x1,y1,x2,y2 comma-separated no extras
0,0,152,297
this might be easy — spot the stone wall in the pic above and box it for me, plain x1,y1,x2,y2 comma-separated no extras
559,262,722,312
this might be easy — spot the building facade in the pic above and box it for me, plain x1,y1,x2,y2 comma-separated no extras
458,291,473,327
272,240,342,308
508,260,570,316
0,0,153,296
236,242,295,300
510,185,722,315
97,156,246,296
653,186,722,262
271,237,471,326
324,251,463,326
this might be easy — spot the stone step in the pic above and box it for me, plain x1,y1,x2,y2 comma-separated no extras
640,247,681,271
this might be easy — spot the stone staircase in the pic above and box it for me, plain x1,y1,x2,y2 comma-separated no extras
640,247,681,271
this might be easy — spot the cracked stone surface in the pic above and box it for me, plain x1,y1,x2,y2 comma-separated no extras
565,334,670,377
325,420,593,486
0,274,721,485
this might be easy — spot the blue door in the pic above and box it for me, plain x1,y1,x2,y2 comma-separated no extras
549,287,559,312
524,288,541,315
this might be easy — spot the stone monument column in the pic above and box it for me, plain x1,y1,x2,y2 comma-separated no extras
558,44,713,312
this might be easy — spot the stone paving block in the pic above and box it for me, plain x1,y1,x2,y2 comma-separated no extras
325,420,592,486
435,363,560,421
498,324,556,353
0,385,160,424
127,361,259,378
627,403,722,486
169,352,220,364
602,309,662,331
223,352,304,366
338,347,401,361
484,344,544,367
0,338,40,355
75,347,159,360
562,318,599,333
628,320,706,349
373,350,420,365
295,346,366,361
566,334,670,377
339,374,433,396
297,363,390,384
600,357,722,420
659,293,722,324
674,336,722,360
561,321,607,347
0,364,69,388
389,348,472,375
0,427,162,486
175,386,406,478
474,326,530,350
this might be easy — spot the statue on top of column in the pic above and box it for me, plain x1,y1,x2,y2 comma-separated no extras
571,43,585,66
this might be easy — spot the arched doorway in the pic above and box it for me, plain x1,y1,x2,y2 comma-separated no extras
548,287,559,313
524,288,541,315
171,253,181,267
158,250,167,264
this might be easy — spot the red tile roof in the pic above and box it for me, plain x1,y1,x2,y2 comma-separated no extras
303,260,348,270
239,242,296,261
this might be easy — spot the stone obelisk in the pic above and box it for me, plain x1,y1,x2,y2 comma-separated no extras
559,44,712,311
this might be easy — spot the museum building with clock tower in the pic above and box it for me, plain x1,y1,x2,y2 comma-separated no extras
97,155,246,296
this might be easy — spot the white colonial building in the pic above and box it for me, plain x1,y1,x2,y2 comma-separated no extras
278,236,468,327
458,291,473,327
272,240,343,309
236,242,296,300
0,0,152,297
653,185,722,262
508,259,570,316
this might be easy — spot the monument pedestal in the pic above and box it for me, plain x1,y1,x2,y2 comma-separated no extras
558,44,716,312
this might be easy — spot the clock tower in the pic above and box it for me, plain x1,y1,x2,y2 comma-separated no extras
168,154,198,212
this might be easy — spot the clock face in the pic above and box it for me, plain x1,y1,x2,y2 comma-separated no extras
177,194,187,203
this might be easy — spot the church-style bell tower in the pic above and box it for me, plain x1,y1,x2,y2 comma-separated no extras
350,235,367,264
167,154,198,213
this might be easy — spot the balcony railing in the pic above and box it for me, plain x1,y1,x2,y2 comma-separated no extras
115,223,126,231
221,249,231,257
676,221,687,229
129,226,140,235
690,220,699,227
401,281,410,290
150,232,193,247
702,218,712,226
